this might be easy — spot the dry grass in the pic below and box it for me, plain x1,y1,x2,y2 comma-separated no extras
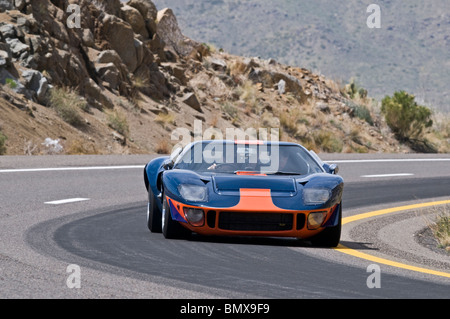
425,113,450,153
421,205,450,253
228,58,248,77
279,105,313,136
279,107,302,135
208,114,219,127
155,138,171,154
155,112,176,128
429,206,450,252
221,102,238,120
66,139,99,155
23,139,38,155
237,80,259,112
0,130,7,155
107,110,129,137
49,87,87,127
313,130,344,153
133,75,149,89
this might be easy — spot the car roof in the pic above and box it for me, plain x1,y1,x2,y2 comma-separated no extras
188,140,302,147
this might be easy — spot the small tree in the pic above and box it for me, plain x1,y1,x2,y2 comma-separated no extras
381,91,433,143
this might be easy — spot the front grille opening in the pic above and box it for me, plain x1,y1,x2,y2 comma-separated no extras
207,211,216,228
296,213,306,230
218,212,293,231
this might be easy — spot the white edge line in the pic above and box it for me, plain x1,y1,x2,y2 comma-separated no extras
328,158,450,163
361,173,414,178
0,165,145,173
45,198,90,205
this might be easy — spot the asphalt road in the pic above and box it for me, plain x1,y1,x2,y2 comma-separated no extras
0,153,449,300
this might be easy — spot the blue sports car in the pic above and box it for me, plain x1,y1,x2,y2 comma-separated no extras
144,140,344,247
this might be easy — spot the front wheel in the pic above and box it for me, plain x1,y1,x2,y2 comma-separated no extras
161,192,190,239
147,187,162,233
309,204,342,247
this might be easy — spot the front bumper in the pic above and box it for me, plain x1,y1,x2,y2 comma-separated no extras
166,195,339,239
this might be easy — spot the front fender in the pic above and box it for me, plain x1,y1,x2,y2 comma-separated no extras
144,156,170,197
162,169,207,203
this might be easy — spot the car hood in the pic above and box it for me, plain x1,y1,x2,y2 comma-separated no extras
163,170,343,210
212,175,297,197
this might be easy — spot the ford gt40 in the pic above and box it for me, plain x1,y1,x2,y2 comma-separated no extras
144,140,344,247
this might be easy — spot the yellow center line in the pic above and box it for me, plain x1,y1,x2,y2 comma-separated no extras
334,200,450,279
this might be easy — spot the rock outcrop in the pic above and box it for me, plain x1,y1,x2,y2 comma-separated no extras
0,0,207,108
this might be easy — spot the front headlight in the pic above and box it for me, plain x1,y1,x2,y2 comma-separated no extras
307,211,328,229
183,208,205,227
303,188,331,205
178,184,208,202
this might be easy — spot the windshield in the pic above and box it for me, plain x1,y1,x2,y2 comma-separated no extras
174,141,324,175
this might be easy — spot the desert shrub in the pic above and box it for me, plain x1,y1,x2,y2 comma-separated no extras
5,78,17,89
280,108,303,135
237,80,258,112
345,100,374,125
221,102,238,120
66,140,98,155
155,112,176,128
381,91,433,147
425,205,450,252
155,139,171,154
49,87,87,126
433,212,450,250
313,130,343,153
345,78,367,99
0,131,7,155
107,110,129,137
132,75,149,89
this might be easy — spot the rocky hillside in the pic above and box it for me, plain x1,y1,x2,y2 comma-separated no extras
0,0,443,156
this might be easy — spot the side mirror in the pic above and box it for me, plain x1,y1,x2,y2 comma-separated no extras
162,147,183,170
328,163,339,175
322,163,339,174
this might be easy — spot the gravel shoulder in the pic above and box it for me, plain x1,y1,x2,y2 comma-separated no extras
340,198,450,280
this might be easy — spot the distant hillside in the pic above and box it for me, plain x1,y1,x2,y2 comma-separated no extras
153,0,450,113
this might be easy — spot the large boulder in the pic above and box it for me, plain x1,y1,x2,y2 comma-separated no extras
21,69,49,104
92,0,122,16
100,14,139,72
156,8,200,58
83,78,114,110
0,0,14,12
120,4,148,39
128,0,158,37
182,92,202,112
0,43,12,67
95,49,131,94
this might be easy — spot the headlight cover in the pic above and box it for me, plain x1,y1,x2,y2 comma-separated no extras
178,184,208,202
303,188,331,205
307,211,328,230
183,208,205,227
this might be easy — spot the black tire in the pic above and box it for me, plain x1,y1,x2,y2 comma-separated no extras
309,204,342,248
147,187,162,233
161,192,190,239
